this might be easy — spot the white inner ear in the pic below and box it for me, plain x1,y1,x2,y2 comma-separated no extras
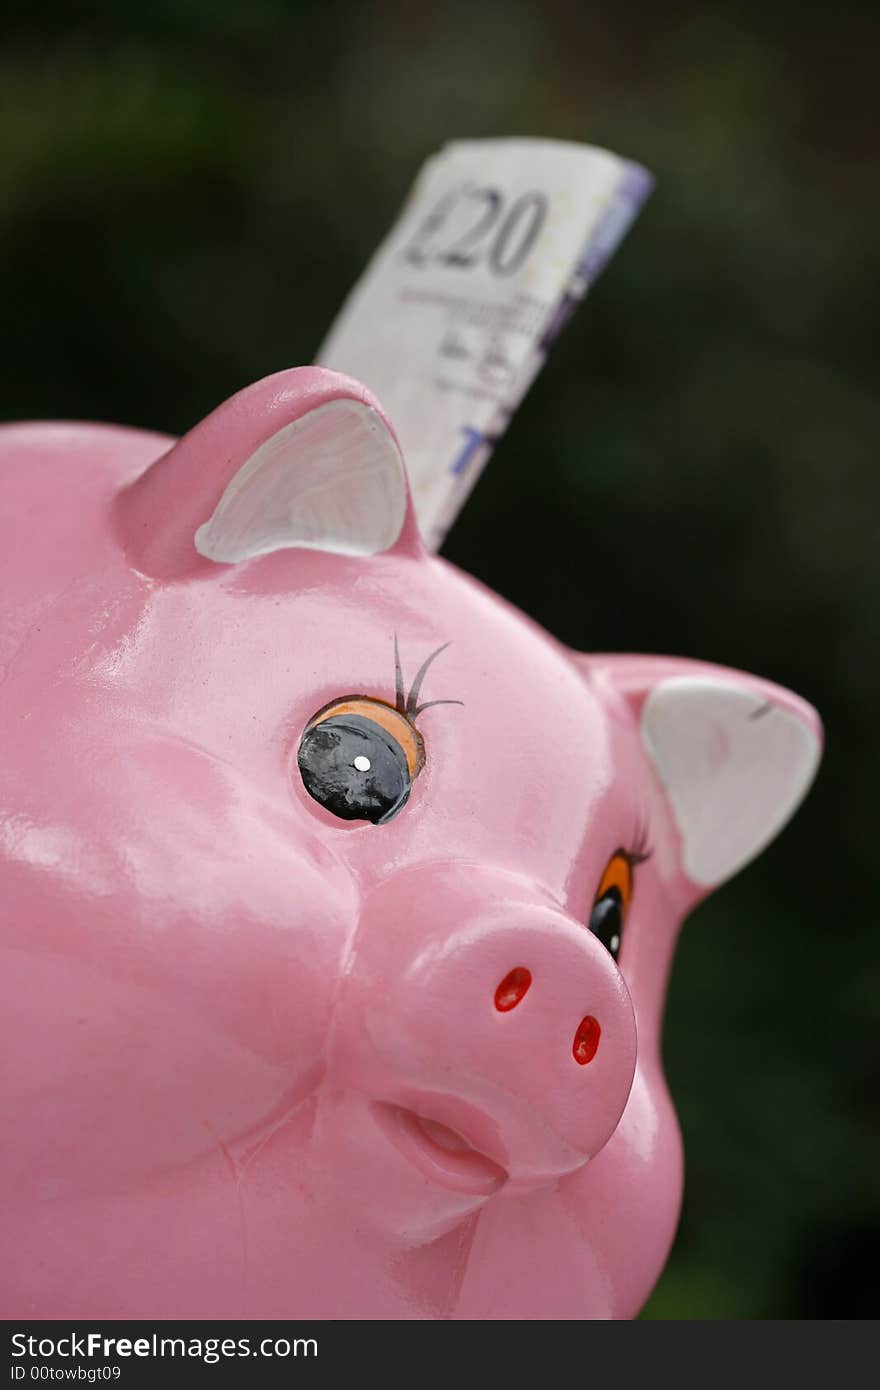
194,399,408,563
642,676,821,887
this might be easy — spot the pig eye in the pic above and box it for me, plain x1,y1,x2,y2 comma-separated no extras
589,851,634,963
297,642,462,827
298,698,423,826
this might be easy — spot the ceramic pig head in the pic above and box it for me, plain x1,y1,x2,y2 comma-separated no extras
0,367,821,1319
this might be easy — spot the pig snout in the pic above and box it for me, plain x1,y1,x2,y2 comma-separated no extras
330,864,638,1196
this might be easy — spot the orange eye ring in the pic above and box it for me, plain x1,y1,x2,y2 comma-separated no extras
594,851,634,914
307,696,425,778
589,848,643,964
298,639,462,828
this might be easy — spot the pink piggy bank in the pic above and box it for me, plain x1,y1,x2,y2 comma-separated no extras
0,368,821,1319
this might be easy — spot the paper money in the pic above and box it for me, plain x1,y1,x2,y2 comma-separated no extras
317,138,652,551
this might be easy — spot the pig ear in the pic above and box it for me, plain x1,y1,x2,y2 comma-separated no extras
580,654,822,888
193,393,408,564
119,367,419,577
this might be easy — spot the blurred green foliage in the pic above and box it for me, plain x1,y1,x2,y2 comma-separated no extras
1,0,877,1318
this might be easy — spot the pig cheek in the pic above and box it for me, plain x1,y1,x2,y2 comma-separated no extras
0,859,354,1200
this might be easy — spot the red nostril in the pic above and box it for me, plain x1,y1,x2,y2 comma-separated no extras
494,967,532,1012
573,1015,601,1065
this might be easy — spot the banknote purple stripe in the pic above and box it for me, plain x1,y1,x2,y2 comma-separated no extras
577,161,654,284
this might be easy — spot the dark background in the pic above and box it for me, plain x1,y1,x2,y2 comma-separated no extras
2,1,876,1318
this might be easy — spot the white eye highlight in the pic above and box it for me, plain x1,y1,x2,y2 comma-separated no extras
353,755,372,772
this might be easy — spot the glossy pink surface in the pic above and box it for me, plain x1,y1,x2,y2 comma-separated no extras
0,368,822,1319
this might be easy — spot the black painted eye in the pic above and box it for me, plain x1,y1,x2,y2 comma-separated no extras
298,713,413,825
589,887,623,962
588,851,634,963
297,644,460,828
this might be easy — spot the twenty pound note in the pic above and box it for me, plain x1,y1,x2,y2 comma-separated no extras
316,137,652,552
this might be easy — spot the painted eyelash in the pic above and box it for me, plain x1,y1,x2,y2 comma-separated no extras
393,634,463,718
623,818,653,867
298,638,463,828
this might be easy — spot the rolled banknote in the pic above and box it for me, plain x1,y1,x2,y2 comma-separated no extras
317,137,652,551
